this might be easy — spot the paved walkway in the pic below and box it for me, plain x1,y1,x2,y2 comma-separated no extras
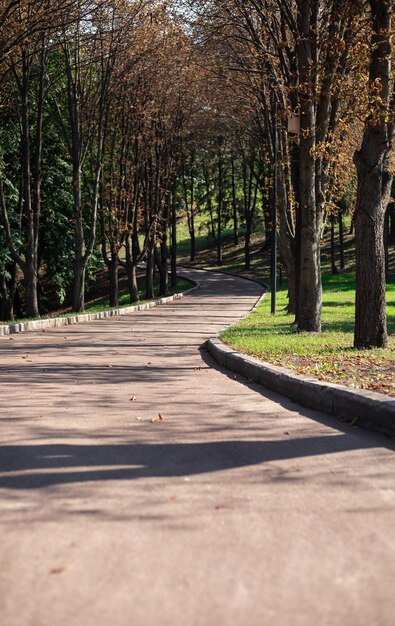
0,268,394,626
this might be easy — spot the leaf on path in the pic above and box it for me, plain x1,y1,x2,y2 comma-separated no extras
129,395,139,402
50,566,67,575
152,413,165,423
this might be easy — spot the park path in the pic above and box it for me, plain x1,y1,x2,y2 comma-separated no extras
0,268,394,626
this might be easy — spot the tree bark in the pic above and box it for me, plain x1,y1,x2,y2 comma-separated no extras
297,0,322,332
171,185,177,288
338,209,345,270
354,0,393,348
330,214,338,274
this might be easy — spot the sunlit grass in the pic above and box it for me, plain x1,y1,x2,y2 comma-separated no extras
221,273,395,396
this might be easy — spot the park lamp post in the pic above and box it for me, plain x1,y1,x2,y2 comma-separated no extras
271,99,278,315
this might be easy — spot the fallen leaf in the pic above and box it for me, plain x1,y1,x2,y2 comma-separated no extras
130,395,139,402
151,413,165,423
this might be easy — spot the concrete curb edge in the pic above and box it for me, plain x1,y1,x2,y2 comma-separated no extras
207,337,395,438
0,280,199,337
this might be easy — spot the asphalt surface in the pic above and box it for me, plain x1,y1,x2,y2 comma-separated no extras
0,268,394,626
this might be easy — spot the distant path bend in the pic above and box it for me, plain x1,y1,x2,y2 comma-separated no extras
0,267,394,626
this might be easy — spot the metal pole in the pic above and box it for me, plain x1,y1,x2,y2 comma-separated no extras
271,100,278,315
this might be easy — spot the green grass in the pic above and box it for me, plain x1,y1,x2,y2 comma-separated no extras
221,273,395,395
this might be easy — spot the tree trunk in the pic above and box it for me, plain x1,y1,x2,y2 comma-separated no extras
330,214,338,274
217,141,224,265
231,152,238,245
20,53,40,319
354,0,393,349
338,209,345,270
171,186,177,288
72,259,86,314
145,238,155,300
297,0,322,332
245,219,251,270
107,254,119,308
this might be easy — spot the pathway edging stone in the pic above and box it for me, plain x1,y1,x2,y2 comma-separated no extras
0,282,199,337
207,337,395,437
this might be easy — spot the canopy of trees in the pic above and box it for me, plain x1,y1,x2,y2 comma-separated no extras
0,0,393,349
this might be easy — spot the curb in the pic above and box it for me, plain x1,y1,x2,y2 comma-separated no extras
0,282,199,337
207,337,395,438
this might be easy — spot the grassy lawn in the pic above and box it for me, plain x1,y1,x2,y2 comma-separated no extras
175,212,395,396
221,273,395,397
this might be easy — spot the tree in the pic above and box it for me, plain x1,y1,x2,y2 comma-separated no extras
354,0,394,348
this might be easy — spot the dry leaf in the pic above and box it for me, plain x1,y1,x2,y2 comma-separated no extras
130,395,139,402
151,413,165,423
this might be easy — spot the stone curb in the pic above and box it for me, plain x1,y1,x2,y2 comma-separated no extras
0,282,199,337
207,337,395,438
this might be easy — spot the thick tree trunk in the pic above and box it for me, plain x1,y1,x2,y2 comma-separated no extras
107,254,119,308
297,0,322,332
72,259,86,313
354,0,393,349
278,172,297,315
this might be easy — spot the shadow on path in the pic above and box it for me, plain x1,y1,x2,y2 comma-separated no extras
0,434,387,490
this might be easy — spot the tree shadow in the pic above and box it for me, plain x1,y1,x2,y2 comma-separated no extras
0,433,384,491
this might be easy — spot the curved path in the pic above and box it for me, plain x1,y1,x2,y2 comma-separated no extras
0,268,394,626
